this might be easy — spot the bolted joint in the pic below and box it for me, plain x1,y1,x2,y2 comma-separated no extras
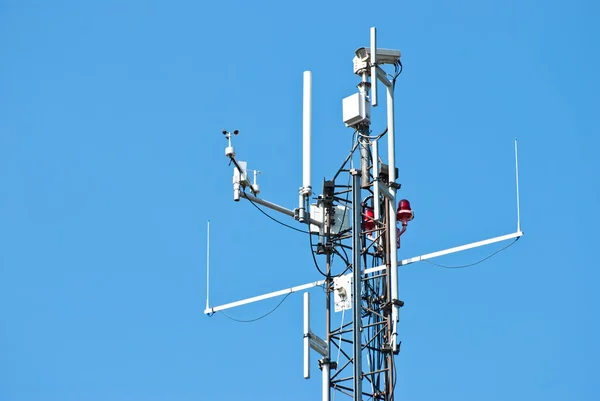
318,357,330,370
357,81,372,90
299,186,312,197
381,343,393,353
393,299,405,307
316,242,333,255
381,299,404,314
349,168,361,177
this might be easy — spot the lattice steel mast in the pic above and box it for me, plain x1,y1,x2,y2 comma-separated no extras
205,27,523,401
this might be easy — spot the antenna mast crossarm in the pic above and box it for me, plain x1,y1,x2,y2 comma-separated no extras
240,192,322,228
204,230,523,315
400,231,523,266
204,279,325,315
363,230,524,275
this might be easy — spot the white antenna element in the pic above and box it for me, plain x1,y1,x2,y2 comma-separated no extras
298,71,313,223
303,71,312,195
206,220,210,311
304,292,310,379
303,292,329,397
515,139,521,233
370,27,377,107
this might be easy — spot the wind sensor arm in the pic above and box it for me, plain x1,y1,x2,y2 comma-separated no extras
222,128,323,228
223,129,251,201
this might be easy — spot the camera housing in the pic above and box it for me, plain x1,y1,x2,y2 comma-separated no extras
353,47,401,74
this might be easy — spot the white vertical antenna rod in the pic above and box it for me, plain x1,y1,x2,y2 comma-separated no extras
303,71,312,194
370,27,378,107
206,220,210,311
387,83,400,352
322,358,330,401
514,139,521,233
304,292,310,379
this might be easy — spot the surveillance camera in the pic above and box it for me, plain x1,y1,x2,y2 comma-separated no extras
355,47,369,60
233,130,239,135
354,47,401,65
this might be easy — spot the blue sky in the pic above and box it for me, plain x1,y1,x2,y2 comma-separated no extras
1,1,599,400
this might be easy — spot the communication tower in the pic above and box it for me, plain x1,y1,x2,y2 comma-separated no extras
205,28,523,401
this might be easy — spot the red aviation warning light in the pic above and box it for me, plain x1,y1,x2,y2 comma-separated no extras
396,199,414,225
363,207,375,232
396,199,414,249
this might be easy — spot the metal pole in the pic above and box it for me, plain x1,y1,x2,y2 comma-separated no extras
360,134,370,188
372,140,380,221
357,71,370,188
323,242,331,401
386,84,400,352
351,169,363,401
322,356,330,401
304,292,311,379
241,192,322,227
385,202,395,401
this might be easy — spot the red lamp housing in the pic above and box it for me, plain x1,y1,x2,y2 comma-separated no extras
363,207,375,232
396,199,414,224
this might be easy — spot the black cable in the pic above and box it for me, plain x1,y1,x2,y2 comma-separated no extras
333,130,359,181
308,228,351,278
424,238,519,269
308,227,329,277
332,248,352,276
391,61,402,91
244,190,308,234
308,127,355,278
331,138,355,240
219,292,292,323
357,127,388,141
338,245,351,267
